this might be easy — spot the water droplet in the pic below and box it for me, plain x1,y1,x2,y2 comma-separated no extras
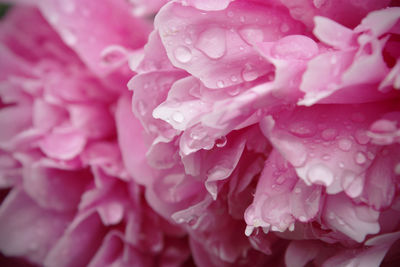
227,86,240,96
339,162,345,168
294,188,302,194
328,212,335,219
240,16,245,23
338,138,352,151
195,28,226,59
280,23,289,33
276,175,285,185
172,112,184,123
313,0,326,8
137,100,147,116
174,46,192,63
289,121,316,137
230,75,238,82
227,11,234,17
184,37,193,45
354,130,370,145
330,55,337,64
239,26,264,44
239,46,245,51
215,136,227,147
322,154,331,161
289,223,295,231
217,80,225,88
307,164,334,186
242,64,258,81
321,128,338,141
190,129,207,141
355,151,366,165
101,45,127,65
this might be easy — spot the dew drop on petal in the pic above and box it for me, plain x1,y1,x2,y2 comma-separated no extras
242,64,258,82
338,138,352,151
322,154,331,161
101,45,127,65
215,136,227,147
354,130,370,145
217,80,225,88
275,175,285,185
289,121,316,137
321,128,338,141
195,28,226,59
174,46,192,63
313,0,326,8
227,86,240,96
239,26,264,44
355,151,366,165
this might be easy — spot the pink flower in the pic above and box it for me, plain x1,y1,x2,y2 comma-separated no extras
128,0,400,266
0,4,189,267
1,0,400,266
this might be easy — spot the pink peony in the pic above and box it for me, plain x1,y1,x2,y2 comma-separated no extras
1,0,400,267
128,0,400,266
0,3,190,267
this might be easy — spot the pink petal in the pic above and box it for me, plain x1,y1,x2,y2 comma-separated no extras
0,188,73,265
155,1,303,89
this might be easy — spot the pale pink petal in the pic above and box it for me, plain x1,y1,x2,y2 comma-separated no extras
23,161,91,211
285,240,320,267
115,95,155,186
155,1,303,89
35,0,150,76
323,193,380,242
44,212,107,267
0,188,73,265
39,127,86,160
